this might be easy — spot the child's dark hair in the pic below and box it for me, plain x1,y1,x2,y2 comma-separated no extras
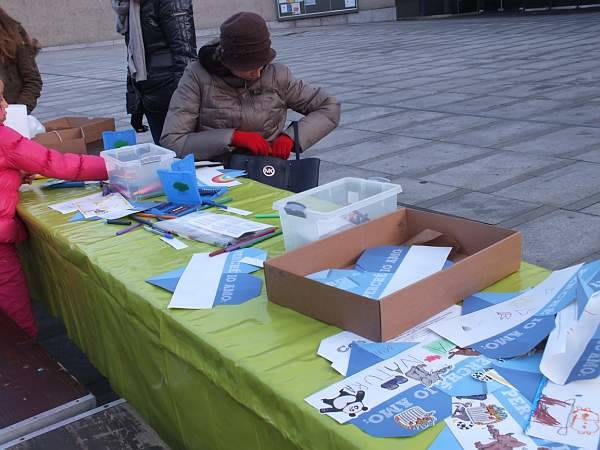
0,8,40,63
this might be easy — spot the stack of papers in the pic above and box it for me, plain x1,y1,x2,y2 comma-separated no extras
153,212,272,247
305,259,600,449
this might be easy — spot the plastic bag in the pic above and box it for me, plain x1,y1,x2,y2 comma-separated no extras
27,115,46,137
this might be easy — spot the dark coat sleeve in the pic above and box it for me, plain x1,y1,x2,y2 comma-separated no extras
15,27,42,114
158,0,197,78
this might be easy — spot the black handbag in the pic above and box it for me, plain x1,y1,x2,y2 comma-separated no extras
226,122,320,193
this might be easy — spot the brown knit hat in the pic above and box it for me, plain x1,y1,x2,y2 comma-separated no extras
219,12,276,72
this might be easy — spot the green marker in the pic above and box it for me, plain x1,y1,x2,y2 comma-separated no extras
254,213,279,219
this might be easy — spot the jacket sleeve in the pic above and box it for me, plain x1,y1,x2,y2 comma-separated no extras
158,0,197,77
279,65,340,152
160,63,234,160
1,127,108,181
15,38,42,114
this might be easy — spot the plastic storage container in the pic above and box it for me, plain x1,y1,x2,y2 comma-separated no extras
101,144,175,200
273,177,403,251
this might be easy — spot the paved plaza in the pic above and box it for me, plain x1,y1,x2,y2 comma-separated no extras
35,12,600,269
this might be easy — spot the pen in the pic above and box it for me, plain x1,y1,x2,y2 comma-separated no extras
209,228,278,257
45,181,86,189
115,223,142,236
254,213,279,219
200,197,233,211
143,226,174,239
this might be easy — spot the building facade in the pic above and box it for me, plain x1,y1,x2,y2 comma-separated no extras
0,0,396,47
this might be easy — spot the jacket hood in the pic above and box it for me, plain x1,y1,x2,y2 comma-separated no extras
198,41,255,89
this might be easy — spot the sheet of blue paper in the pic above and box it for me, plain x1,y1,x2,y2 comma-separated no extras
346,341,417,376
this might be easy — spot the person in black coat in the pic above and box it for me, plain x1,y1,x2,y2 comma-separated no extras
112,0,197,144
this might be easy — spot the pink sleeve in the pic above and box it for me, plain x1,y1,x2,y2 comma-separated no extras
2,126,108,181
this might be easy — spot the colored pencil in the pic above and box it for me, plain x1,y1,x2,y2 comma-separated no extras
235,230,282,250
135,213,178,220
115,223,142,236
208,228,278,257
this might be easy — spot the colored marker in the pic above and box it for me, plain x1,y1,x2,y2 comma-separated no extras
131,216,155,227
236,230,282,250
143,226,173,239
135,213,178,220
254,213,279,219
106,219,132,225
115,223,142,236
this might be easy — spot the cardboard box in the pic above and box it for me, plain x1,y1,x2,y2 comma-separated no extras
264,207,522,341
33,117,116,154
33,129,87,154
43,117,115,144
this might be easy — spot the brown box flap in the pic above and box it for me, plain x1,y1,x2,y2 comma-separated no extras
33,129,87,154
43,116,115,144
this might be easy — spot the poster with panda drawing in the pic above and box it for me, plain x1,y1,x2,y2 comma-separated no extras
305,335,498,437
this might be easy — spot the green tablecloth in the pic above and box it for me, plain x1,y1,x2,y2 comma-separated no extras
17,180,549,450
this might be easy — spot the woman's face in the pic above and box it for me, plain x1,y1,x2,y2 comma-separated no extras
231,66,264,81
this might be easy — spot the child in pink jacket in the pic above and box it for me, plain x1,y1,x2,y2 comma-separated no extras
0,81,108,337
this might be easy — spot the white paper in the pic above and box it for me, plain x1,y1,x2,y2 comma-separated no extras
48,192,104,214
319,305,461,376
160,237,188,250
381,245,452,297
540,292,600,385
75,193,133,219
223,206,252,216
196,166,241,188
527,378,600,449
239,257,264,268
446,393,539,450
187,212,271,238
306,336,458,424
169,253,227,309
5,105,30,138
430,265,582,348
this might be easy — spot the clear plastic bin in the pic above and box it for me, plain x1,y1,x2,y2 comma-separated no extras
273,177,403,251
101,144,175,200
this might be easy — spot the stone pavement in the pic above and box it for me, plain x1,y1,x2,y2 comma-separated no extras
35,12,600,270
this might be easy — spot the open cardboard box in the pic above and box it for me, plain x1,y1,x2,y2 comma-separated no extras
43,117,115,144
33,128,87,154
264,207,522,341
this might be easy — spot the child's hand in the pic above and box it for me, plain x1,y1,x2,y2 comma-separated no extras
21,172,35,185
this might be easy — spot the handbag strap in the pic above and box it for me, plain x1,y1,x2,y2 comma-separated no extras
293,121,301,161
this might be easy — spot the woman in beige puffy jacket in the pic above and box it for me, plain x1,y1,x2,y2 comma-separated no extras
160,11,340,162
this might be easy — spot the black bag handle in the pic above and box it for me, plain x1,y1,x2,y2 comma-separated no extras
293,121,301,161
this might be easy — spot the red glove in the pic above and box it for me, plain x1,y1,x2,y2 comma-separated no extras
270,134,294,160
231,130,270,156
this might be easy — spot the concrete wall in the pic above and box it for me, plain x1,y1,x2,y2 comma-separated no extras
0,0,395,47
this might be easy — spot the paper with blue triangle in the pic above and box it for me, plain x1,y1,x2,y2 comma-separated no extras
168,251,265,309
346,341,418,376
146,248,267,294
